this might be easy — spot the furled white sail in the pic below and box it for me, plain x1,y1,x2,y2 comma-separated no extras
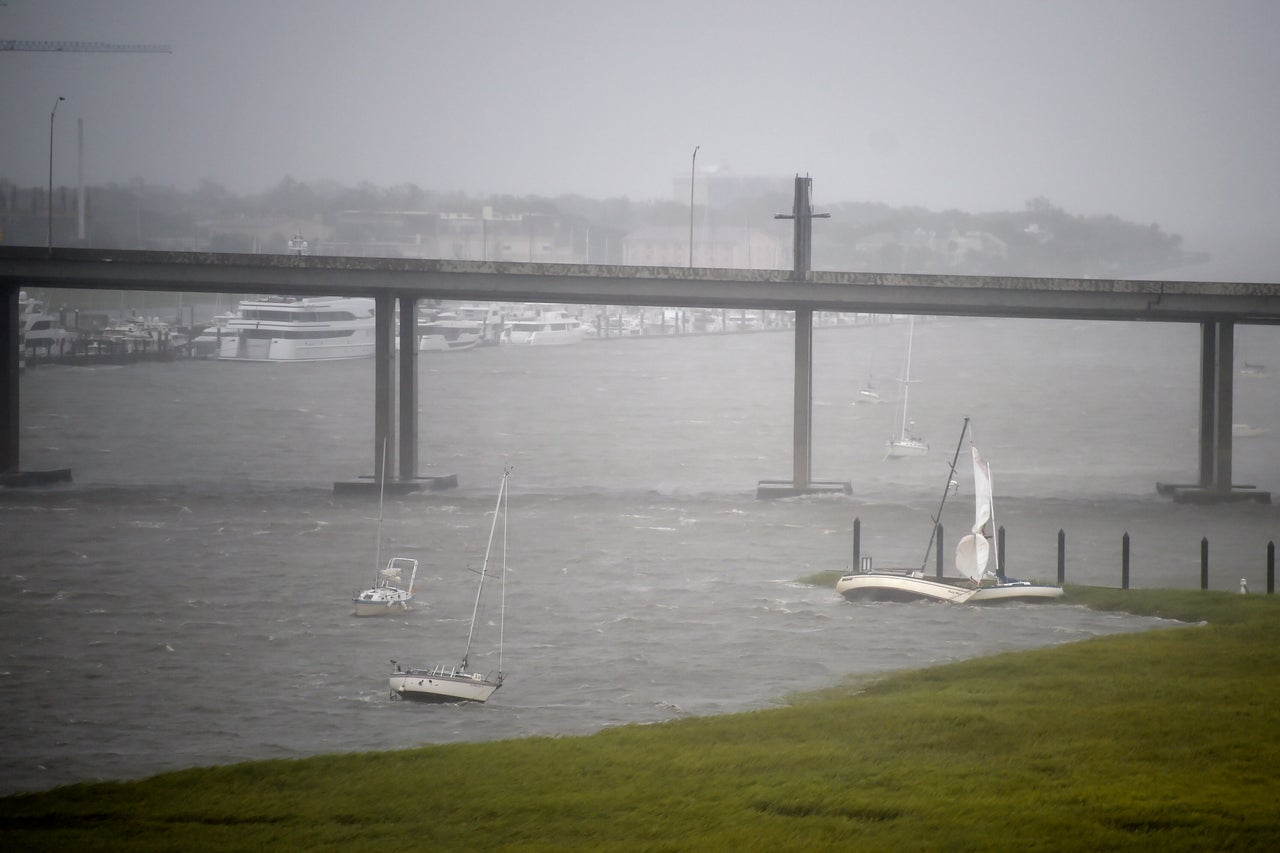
972,445,993,536
955,445,994,583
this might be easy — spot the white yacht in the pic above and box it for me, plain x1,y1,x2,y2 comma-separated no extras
218,296,376,362
19,291,79,355
502,310,586,346
453,304,505,346
190,311,241,357
417,317,483,352
100,315,185,352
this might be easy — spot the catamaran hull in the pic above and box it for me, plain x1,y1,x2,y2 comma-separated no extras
837,574,1063,604
837,572,976,603
390,672,501,703
968,583,1064,603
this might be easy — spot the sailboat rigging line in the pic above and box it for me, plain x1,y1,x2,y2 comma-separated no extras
919,417,970,573
498,468,508,676
974,426,1002,579
463,469,508,672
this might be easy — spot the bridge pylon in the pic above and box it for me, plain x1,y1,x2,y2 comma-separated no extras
757,176,851,500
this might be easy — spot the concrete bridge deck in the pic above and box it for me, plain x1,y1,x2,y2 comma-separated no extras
2,246,1279,323
3,246,1279,502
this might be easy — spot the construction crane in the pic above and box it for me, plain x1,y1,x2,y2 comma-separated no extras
0,40,171,52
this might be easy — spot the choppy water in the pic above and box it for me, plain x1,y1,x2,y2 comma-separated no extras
2,316,1277,794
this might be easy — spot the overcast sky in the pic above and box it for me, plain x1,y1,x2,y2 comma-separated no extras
3,0,1278,272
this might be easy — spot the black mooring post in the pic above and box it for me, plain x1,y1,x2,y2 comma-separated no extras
1122,532,1130,590
997,526,1006,581
1057,529,1066,585
1268,541,1275,594
936,524,944,578
852,517,861,570
1201,537,1210,590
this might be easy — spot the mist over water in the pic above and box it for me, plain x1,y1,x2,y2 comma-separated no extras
3,317,1277,793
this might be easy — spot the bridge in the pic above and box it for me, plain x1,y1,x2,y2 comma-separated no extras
3,239,1278,502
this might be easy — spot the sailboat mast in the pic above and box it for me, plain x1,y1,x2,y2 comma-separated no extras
899,316,915,440
463,471,508,670
373,438,387,580
919,417,970,571
498,476,507,676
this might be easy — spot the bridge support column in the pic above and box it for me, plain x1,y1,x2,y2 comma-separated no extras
1197,321,1217,488
1212,320,1235,494
374,290,396,483
398,294,418,481
792,307,813,490
1158,320,1269,504
1,285,18,474
334,293,456,495
0,285,71,487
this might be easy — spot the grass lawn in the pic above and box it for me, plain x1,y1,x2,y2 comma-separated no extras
3,585,1279,850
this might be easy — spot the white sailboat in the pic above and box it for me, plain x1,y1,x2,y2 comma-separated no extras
839,419,1063,603
352,442,418,616
390,469,509,704
1237,328,1269,378
854,320,884,404
885,316,928,457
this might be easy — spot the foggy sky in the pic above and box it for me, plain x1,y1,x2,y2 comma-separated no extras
4,0,1279,270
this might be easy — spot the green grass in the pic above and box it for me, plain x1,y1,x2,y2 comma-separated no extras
4,587,1280,850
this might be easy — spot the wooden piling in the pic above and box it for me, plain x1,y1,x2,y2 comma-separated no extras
1268,541,1275,595
997,526,1006,580
936,524,944,578
852,517,860,570
1122,532,1130,589
1201,537,1209,590
1057,529,1066,585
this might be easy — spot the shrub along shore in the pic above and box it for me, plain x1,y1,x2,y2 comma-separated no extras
3,586,1279,851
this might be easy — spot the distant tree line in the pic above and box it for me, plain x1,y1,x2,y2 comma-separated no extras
0,176,1206,279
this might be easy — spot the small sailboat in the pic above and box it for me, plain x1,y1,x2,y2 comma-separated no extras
885,316,928,457
839,419,1062,603
854,321,884,405
352,441,418,616
856,385,884,404
1232,423,1269,438
1240,363,1270,379
390,469,509,704
1237,328,1269,378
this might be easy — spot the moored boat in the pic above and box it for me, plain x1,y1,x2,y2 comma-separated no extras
502,310,586,346
19,291,79,355
839,419,1063,605
353,557,419,616
218,296,376,362
453,303,505,346
353,441,419,616
390,469,510,703
837,568,978,603
415,313,483,352
885,317,928,457
1232,423,1269,438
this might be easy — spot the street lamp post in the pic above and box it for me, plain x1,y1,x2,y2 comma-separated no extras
688,145,699,267
48,95,66,253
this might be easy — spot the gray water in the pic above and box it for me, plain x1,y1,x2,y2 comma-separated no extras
2,316,1277,795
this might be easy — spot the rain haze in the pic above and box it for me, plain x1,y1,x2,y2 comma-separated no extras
3,0,1280,278
4,0,1280,807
